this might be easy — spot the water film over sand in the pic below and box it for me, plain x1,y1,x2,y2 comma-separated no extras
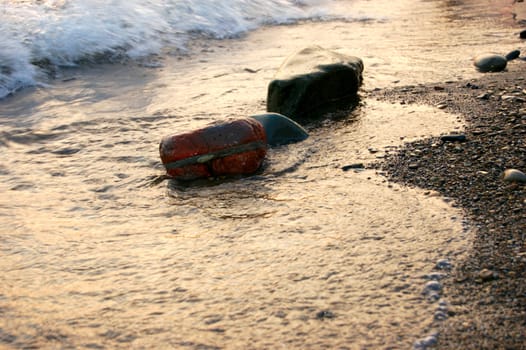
0,0,521,348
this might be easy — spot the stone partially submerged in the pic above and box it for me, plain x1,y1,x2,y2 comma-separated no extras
250,113,308,146
267,46,363,122
473,54,507,72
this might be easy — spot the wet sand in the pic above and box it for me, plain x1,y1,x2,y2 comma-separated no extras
371,53,526,349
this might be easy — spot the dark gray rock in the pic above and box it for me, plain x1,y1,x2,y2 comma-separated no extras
440,134,467,142
473,54,507,72
341,163,365,171
477,92,491,100
267,46,363,122
505,49,521,61
250,113,308,146
315,310,335,320
520,29,526,39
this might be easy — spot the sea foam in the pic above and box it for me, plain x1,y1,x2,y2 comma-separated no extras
0,0,334,98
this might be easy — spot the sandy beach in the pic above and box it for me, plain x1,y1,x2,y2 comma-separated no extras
372,44,526,350
373,3,526,347
372,70,526,349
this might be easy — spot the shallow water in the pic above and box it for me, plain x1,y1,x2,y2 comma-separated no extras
0,0,521,348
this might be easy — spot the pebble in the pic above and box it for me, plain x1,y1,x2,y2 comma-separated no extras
316,310,335,320
473,54,507,72
440,134,466,142
520,29,526,39
465,82,480,89
505,49,520,61
478,268,499,282
341,163,365,171
502,168,526,183
477,92,491,99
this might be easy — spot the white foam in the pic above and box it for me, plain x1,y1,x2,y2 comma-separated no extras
0,29,38,98
0,0,337,98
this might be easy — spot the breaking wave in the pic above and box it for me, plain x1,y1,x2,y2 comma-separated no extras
0,0,338,98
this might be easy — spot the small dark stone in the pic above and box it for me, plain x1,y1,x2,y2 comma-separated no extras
478,269,499,282
208,328,226,333
477,93,491,100
520,29,526,39
436,259,452,270
316,310,335,320
505,50,521,61
244,68,259,73
52,147,81,155
440,134,467,142
342,163,365,171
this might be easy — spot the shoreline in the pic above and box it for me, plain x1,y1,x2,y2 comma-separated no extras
370,63,526,349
